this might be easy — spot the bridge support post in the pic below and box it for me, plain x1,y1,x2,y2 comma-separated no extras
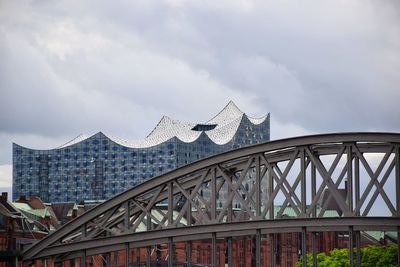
396,147,400,267
54,259,62,267
301,227,307,267
349,227,354,267
145,210,152,267
269,234,274,267
187,190,192,227
311,161,316,218
256,229,261,267
146,246,151,267
354,154,360,217
186,241,192,267
125,243,130,267
168,182,173,226
395,146,400,217
211,167,217,222
81,251,86,267
397,226,400,267
255,155,261,218
227,237,233,267
212,233,217,267
311,232,317,267
311,159,318,267
301,149,307,216
268,168,274,220
168,237,173,267
355,231,361,267
347,145,353,215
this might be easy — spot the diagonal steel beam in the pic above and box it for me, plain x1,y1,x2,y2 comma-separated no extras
362,158,396,216
306,147,349,214
260,151,302,217
216,158,256,221
353,145,395,215
215,158,255,222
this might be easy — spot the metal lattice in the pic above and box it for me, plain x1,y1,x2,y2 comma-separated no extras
24,133,400,267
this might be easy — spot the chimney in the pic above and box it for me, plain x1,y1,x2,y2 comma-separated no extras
18,195,27,203
1,192,8,201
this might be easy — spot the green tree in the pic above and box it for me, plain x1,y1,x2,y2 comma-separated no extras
296,244,398,267
360,244,398,267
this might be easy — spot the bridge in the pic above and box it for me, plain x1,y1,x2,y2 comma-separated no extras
23,133,400,267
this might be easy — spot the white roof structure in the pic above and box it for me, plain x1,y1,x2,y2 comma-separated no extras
58,134,90,148
59,101,268,149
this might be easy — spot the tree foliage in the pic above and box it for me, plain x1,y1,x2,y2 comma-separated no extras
296,244,398,267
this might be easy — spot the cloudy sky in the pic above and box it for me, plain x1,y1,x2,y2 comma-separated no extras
0,1,399,195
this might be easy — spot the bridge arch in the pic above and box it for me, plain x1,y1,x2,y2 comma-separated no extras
24,133,400,266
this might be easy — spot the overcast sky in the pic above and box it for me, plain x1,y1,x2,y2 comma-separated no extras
0,0,399,193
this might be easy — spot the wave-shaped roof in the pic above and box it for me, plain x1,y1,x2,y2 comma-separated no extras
58,134,89,148
59,101,268,149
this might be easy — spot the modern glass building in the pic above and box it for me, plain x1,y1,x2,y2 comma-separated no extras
13,102,270,203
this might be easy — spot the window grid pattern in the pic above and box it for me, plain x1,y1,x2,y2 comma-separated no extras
13,118,269,203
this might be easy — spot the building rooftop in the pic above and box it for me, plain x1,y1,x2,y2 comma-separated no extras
57,101,269,149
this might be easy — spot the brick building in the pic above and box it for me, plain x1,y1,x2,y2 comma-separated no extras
0,194,98,267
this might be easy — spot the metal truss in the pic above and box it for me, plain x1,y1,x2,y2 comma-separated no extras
23,133,400,267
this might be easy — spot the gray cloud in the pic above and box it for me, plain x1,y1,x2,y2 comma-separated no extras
0,0,399,172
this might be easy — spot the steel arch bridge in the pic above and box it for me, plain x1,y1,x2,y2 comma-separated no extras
24,133,400,267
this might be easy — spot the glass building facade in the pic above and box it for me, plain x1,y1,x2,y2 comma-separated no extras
13,102,270,203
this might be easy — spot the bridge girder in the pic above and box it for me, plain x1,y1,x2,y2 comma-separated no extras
23,132,400,266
